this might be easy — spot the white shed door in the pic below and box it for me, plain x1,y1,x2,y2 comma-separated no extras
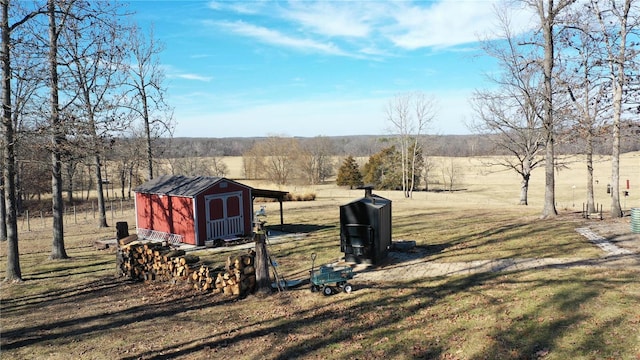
205,192,244,240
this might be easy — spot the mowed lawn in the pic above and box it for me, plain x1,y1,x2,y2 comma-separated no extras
1,153,639,359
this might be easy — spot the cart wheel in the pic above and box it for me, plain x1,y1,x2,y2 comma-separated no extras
311,284,318,293
322,286,333,296
343,284,353,293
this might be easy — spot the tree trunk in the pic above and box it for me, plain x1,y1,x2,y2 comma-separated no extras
120,167,125,199
142,92,154,181
585,130,596,214
541,8,557,218
519,173,530,206
48,0,68,260
127,164,133,199
2,0,22,280
0,175,6,241
253,228,271,295
95,154,108,227
66,165,73,203
610,100,622,217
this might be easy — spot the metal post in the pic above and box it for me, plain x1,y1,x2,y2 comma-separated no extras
74,205,77,224
26,210,30,232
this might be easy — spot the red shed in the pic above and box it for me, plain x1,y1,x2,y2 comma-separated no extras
134,175,254,246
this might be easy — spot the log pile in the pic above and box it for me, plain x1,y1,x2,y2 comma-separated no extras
117,235,200,282
211,252,256,296
116,234,257,297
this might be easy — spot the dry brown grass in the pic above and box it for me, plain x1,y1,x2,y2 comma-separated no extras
1,152,639,360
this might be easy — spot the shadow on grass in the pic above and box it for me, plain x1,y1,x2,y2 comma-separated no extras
1,278,238,351
272,223,336,234
102,269,635,359
2,265,638,359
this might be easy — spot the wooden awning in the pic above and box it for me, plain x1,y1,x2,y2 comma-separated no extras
251,188,289,227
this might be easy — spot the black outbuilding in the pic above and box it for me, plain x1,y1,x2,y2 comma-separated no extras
339,186,392,265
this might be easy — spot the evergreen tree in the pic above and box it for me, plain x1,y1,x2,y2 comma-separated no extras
336,155,363,189
362,146,402,190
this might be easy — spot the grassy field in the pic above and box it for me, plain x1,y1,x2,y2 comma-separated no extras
1,153,639,359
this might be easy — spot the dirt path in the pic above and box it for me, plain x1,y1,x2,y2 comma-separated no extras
354,226,640,282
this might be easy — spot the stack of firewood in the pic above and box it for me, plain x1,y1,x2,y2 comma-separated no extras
213,253,256,296
117,235,200,282
116,235,257,297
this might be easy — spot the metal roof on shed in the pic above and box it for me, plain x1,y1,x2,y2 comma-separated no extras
133,175,244,197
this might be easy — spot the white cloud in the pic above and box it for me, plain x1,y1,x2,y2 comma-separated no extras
387,1,499,49
283,2,376,38
212,0,536,52
211,20,350,56
175,73,213,82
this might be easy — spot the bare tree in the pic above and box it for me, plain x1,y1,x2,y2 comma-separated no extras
523,0,576,218
248,136,300,186
386,91,437,198
126,25,173,182
60,1,128,227
45,0,72,259
558,7,611,213
588,0,640,217
470,10,545,205
298,136,334,185
0,0,38,281
242,145,263,180
441,158,464,192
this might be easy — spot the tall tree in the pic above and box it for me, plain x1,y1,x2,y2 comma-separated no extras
559,7,610,214
60,0,128,227
523,0,576,218
126,25,173,181
471,9,545,206
386,91,436,198
46,0,76,259
298,136,334,185
1,0,19,280
362,146,402,190
589,0,640,217
336,155,363,189
2,0,45,280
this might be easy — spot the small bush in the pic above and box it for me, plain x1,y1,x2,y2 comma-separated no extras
284,192,316,202
254,192,316,202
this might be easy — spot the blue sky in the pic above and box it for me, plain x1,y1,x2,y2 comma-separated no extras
127,0,535,138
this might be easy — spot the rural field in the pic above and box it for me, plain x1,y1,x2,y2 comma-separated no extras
1,153,639,360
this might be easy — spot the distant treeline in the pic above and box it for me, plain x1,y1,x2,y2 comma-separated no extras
158,123,639,159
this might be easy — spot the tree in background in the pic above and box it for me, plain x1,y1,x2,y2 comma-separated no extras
386,91,436,198
441,158,464,192
125,25,173,182
242,144,263,180
61,0,128,227
336,155,363,189
362,146,402,190
298,136,334,185
167,144,228,178
588,0,639,217
559,6,610,214
470,9,545,206
522,0,576,218
244,136,300,186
